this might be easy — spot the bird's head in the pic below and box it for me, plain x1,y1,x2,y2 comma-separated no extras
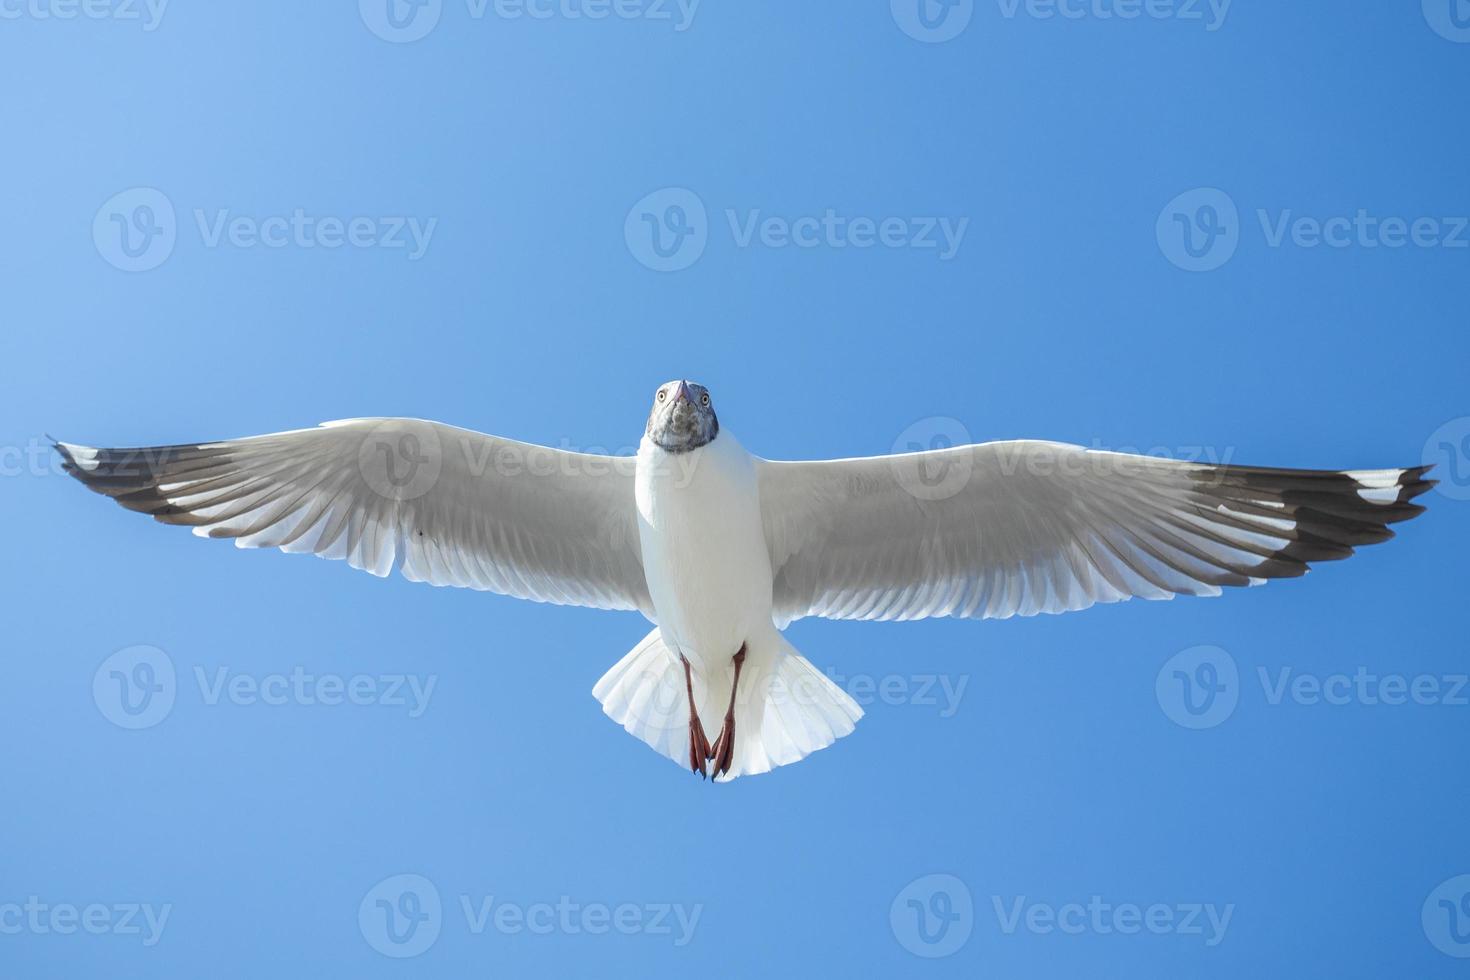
646,379,719,453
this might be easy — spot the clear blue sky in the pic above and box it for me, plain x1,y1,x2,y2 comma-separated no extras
2,3,1468,977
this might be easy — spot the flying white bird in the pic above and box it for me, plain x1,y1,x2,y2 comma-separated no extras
57,380,1433,781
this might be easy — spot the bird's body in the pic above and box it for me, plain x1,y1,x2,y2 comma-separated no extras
635,429,771,680
620,387,858,778
55,379,1435,782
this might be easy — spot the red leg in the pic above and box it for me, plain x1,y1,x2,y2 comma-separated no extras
709,644,747,778
681,654,710,779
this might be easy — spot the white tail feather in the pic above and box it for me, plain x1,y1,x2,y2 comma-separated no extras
592,626,862,781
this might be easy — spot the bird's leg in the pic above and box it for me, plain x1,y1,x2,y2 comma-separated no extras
709,643,747,778
681,654,710,779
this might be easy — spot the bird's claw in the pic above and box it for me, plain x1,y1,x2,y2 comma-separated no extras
709,715,735,779
688,716,710,780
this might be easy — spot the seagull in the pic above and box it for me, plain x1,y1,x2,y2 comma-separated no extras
56,380,1433,781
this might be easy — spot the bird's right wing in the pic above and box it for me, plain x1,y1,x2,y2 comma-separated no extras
57,418,654,615
758,440,1433,626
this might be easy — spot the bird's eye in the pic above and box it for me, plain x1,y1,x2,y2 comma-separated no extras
657,390,667,403
700,393,709,406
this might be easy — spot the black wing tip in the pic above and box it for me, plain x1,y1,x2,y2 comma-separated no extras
1396,464,1437,505
1183,458,1435,586
52,440,178,514
1368,465,1436,516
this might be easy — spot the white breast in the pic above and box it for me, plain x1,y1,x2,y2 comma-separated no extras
634,431,773,673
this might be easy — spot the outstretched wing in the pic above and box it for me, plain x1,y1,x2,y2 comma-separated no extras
58,418,653,614
757,440,1433,626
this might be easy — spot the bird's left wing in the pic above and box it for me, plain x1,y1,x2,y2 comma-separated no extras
757,440,1433,626
57,418,653,614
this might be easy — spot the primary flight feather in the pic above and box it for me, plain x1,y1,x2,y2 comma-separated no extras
56,380,1434,781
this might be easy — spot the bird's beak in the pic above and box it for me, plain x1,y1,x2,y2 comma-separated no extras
675,381,692,405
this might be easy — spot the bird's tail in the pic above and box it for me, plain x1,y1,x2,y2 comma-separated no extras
592,626,862,781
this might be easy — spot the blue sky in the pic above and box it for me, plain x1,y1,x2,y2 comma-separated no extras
2,2,1468,977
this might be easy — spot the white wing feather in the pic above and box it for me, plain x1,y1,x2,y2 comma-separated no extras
758,441,1431,626
58,419,653,615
